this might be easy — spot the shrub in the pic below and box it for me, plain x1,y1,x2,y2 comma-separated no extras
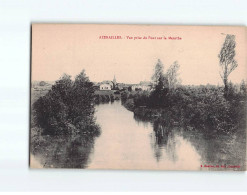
121,91,129,102
33,70,100,137
128,84,247,134
124,99,134,111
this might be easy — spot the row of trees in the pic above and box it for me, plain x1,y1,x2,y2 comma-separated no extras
121,34,246,134
151,59,180,89
151,34,240,99
149,59,180,107
33,70,100,136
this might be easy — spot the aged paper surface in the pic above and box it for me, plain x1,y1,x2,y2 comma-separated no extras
30,24,247,171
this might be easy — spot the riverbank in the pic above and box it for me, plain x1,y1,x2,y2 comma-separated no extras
30,71,101,168
121,85,247,135
91,101,246,170
94,90,121,103
121,91,246,170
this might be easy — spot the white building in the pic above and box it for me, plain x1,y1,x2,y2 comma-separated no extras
99,76,117,90
100,83,112,90
131,82,152,91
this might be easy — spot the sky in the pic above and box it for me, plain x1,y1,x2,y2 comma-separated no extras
32,24,246,85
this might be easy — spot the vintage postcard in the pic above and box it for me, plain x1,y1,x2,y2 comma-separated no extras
30,24,247,171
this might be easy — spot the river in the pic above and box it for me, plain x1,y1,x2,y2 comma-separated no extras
87,100,246,170
87,100,203,170
31,100,246,170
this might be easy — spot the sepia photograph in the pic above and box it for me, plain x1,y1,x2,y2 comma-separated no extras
30,24,246,171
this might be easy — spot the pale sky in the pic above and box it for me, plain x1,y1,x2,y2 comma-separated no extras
32,24,246,85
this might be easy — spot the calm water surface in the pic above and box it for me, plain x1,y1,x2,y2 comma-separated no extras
32,100,245,170
87,101,245,170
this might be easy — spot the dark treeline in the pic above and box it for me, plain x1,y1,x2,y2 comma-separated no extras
94,93,120,104
31,70,101,168
121,58,247,135
95,94,113,103
32,70,100,137
122,83,247,134
121,35,247,135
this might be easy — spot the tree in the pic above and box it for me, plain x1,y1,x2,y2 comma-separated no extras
149,74,169,108
33,75,72,135
70,70,96,126
240,80,247,94
166,61,180,89
218,34,238,96
151,59,164,86
39,81,47,86
149,59,170,107
33,70,100,136
51,74,73,105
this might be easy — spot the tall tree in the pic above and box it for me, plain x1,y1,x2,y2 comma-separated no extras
34,75,73,135
151,59,164,86
166,61,180,89
150,59,169,107
70,70,96,124
218,34,238,95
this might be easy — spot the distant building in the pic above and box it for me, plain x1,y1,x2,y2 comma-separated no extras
131,81,152,91
116,83,127,90
100,83,112,90
131,85,141,91
99,75,117,90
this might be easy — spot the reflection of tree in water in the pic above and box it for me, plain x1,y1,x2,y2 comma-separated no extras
32,134,95,168
134,114,151,123
133,115,150,128
152,119,178,162
134,110,246,170
181,129,246,171
151,120,246,170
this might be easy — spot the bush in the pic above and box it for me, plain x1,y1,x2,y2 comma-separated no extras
125,84,247,134
124,99,134,111
39,81,47,86
33,71,100,137
120,91,129,102
133,91,150,107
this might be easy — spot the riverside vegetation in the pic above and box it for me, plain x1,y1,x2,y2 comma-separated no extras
121,81,247,135
121,35,247,137
30,34,246,168
31,71,100,168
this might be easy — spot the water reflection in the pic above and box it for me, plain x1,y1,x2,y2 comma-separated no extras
31,135,95,168
149,120,202,170
150,118,246,171
31,101,246,170
180,129,246,171
87,101,202,170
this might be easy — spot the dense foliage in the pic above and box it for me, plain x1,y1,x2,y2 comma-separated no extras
32,70,100,137
121,58,247,135
121,84,247,134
